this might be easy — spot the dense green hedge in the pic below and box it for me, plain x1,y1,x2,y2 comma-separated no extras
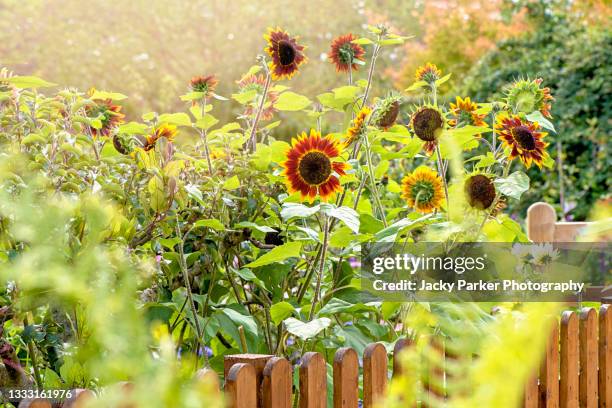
461,10,611,220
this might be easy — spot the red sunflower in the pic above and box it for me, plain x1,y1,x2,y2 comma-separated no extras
86,99,125,138
265,28,307,80
495,114,550,168
329,33,365,72
143,123,177,151
282,130,348,202
190,75,218,96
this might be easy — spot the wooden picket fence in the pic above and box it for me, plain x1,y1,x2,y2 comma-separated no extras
220,306,612,408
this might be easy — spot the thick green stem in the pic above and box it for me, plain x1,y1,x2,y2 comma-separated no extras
247,71,271,153
200,99,214,174
363,132,387,227
308,216,330,321
435,145,449,212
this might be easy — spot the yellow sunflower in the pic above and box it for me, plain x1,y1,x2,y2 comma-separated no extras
265,28,307,80
449,96,486,128
410,105,446,155
415,63,442,84
144,123,177,151
344,106,371,146
495,114,550,168
401,166,444,213
282,130,348,202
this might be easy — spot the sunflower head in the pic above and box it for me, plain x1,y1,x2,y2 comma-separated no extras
464,174,496,210
401,166,444,213
238,74,278,121
495,114,550,168
265,28,307,81
112,134,133,155
344,106,371,147
190,75,218,96
410,105,446,154
449,96,486,128
415,63,442,84
329,33,365,73
144,123,177,151
374,95,402,130
282,129,348,202
504,77,554,118
86,98,125,138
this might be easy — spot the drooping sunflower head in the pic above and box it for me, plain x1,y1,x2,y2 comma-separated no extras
410,105,447,155
464,174,496,211
401,166,444,214
449,96,486,128
329,33,365,73
374,95,402,130
112,134,133,155
190,75,218,96
504,77,554,118
237,74,278,121
144,123,177,151
265,28,307,81
415,63,442,84
495,114,550,169
344,106,371,147
86,98,125,138
282,129,348,202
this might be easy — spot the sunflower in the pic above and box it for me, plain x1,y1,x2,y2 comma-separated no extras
282,130,348,202
374,96,402,130
190,75,218,97
329,33,365,72
505,77,554,118
415,63,442,84
449,96,486,128
464,174,496,210
86,98,125,138
344,106,371,146
495,114,550,168
210,148,227,160
410,105,446,155
401,166,444,213
237,74,278,121
143,123,177,151
265,28,307,80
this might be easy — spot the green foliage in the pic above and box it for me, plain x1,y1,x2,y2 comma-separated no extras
461,6,611,220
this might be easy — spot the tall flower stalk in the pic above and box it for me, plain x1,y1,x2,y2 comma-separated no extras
247,58,271,153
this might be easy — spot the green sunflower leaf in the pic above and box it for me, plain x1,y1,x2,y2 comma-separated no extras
526,111,556,133
158,112,192,127
494,171,530,200
284,317,331,340
275,91,311,111
6,76,56,89
243,241,302,268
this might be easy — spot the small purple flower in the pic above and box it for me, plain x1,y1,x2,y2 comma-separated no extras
344,321,354,326
197,346,213,358
177,346,182,360
349,257,361,269
155,255,162,263
286,337,295,346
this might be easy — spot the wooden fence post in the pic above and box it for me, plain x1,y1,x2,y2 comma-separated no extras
560,311,579,408
363,343,388,408
226,363,257,408
600,305,612,407
299,352,327,408
580,308,598,408
539,319,559,408
262,357,292,408
225,354,274,407
333,347,359,408
392,338,412,378
526,202,557,242
524,374,539,408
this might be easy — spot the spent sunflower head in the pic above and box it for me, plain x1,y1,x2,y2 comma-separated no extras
373,95,402,130
401,166,445,214
495,114,550,169
344,106,371,147
265,28,307,81
190,75,218,97
329,33,365,73
504,77,554,118
86,97,125,138
464,174,496,211
410,104,447,155
237,74,278,121
449,96,486,128
282,129,348,202
415,63,442,84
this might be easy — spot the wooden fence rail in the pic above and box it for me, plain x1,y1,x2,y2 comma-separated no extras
218,306,612,408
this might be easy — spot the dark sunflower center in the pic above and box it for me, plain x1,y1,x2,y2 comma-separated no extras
512,125,536,150
298,151,332,185
465,175,495,210
338,44,355,65
278,40,297,66
193,82,209,93
411,181,435,204
413,108,443,141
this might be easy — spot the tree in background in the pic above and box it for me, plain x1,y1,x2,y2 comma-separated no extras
460,0,611,221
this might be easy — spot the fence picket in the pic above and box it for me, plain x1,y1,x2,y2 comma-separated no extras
392,338,412,378
539,320,559,408
363,343,388,408
262,357,292,408
226,363,257,408
525,374,539,408
560,311,579,408
580,308,599,408
333,347,359,408
299,352,327,408
600,305,612,408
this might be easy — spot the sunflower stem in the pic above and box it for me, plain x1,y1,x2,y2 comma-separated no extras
360,40,381,109
200,99,214,174
308,215,330,321
435,145,449,214
363,131,388,227
247,71,272,153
